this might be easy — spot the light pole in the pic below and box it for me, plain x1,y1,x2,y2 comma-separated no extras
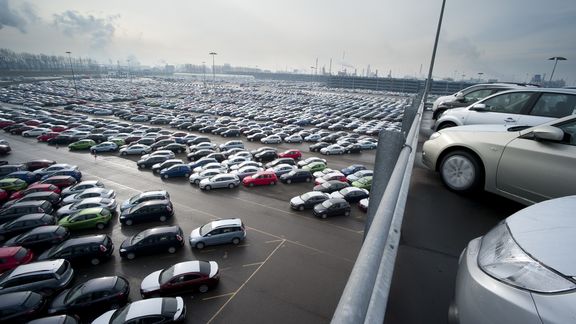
65,51,78,96
209,52,217,84
202,61,206,87
548,56,566,83
422,0,447,103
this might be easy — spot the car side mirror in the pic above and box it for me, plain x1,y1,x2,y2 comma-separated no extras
524,126,564,142
469,103,488,112
455,94,465,102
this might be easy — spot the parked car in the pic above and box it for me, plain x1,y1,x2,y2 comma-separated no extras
60,188,115,205
0,291,47,322
61,180,105,197
320,144,345,155
120,226,184,260
0,213,56,242
120,190,170,212
314,172,347,185
279,169,313,184
312,198,352,219
68,139,96,151
37,175,78,189
358,198,369,212
261,135,282,144
152,159,184,174
0,259,74,296
302,161,327,173
434,88,576,131
4,225,70,250
422,115,576,205
266,164,296,177
199,174,241,190
313,180,350,193
0,178,28,191
346,169,373,183
231,166,263,180
4,171,39,184
0,200,54,223
46,276,130,318
340,164,367,176
58,207,113,230
9,183,61,200
297,157,327,168
242,171,278,187
160,164,192,179
91,297,186,324
351,176,373,190
289,191,331,211
39,169,82,182
119,144,151,155
2,191,61,209
37,234,114,265
451,195,576,324
189,218,246,249
219,140,244,151
140,260,220,297
278,149,302,160
0,246,34,273
24,160,57,172
119,200,174,226
137,155,170,169
90,141,118,154
309,142,330,152
32,164,77,180
329,187,370,203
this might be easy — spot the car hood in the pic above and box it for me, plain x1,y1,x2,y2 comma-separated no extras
507,196,576,276
92,310,115,324
433,94,455,109
290,196,304,206
189,228,201,241
141,270,162,292
314,204,327,213
330,192,344,199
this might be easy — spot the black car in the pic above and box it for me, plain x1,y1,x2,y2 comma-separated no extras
312,198,351,218
4,225,70,250
309,142,330,152
343,144,362,154
150,139,175,151
27,315,79,324
199,125,217,133
221,129,241,137
151,159,184,174
186,149,214,162
254,150,278,163
135,137,155,146
0,213,57,242
0,200,55,225
279,170,313,184
37,234,114,266
265,158,296,169
330,187,370,203
205,152,227,162
2,191,61,209
137,155,170,169
0,291,47,323
120,226,184,259
159,143,187,154
84,134,108,144
247,133,266,142
313,180,350,193
250,146,277,156
47,276,130,318
48,136,76,146
289,191,331,211
119,200,174,226
188,136,210,145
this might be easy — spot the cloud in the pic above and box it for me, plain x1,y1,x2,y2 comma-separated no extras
0,0,39,33
53,11,119,48
443,37,483,60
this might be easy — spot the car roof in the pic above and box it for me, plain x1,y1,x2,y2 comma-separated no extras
59,234,108,248
134,199,170,208
172,260,211,276
77,276,119,293
210,218,242,228
8,259,65,277
11,200,50,207
138,190,168,198
140,225,181,236
124,298,165,319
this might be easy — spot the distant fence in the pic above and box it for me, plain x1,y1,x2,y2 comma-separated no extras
331,93,424,324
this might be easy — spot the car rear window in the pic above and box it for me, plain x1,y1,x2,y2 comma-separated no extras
199,260,210,275
114,277,127,291
162,297,178,315
14,247,29,261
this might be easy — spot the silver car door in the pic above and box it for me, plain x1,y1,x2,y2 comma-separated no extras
465,92,533,126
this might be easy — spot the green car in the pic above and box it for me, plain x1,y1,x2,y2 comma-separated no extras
108,138,126,146
0,178,28,191
68,139,97,150
58,207,113,230
352,176,373,190
302,161,327,173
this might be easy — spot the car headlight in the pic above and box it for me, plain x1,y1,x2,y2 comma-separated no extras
429,132,441,140
478,222,576,293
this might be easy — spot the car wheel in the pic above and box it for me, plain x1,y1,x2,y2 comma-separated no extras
228,183,234,189
168,246,177,253
326,151,330,155
178,149,182,153
195,179,200,185
204,185,211,191
199,284,209,293
91,258,100,265
305,177,311,182
232,237,241,245
162,174,168,179
298,205,304,211
344,210,351,216
159,215,167,222
440,150,483,193
437,122,457,130
137,164,143,169
286,179,292,184
125,219,133,226
248,182,254,187
321,214,328,219
196,242,205,249
121,151,127,156
270,181,276,185
96,223,105,230
126,252,136,260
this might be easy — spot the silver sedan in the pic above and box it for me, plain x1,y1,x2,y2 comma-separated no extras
422,115,576,205
119,144,151,155
199,174,241,190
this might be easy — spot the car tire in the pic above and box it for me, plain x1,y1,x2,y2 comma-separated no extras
196,242,205,249
204,185,211,191
126,252,136,260
321,214,327,219
137,164,142,169
121,151,127,156
162,174,168,179
96,223,105,230
168,246,177,253
194,179,200,185
199,284,209,293
159,215,167,222
298,205,304,211
228,183,234,189
344,210,351,216
270,181,276,185
232,237,241,245
286,179,292,184
91,258,100,265
248,182,254,187
306,177,311,182
437,122,457,130
125,219,133,226
440,150,483,193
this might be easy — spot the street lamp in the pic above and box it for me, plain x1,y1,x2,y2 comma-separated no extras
209,52,217,84
65,51,78,96
548,56,567,83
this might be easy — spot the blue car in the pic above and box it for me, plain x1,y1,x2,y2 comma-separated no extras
40,169,82,181
160,164,192,179
188,157,218,170
340,164,366,176
4,171,39,184
279,169,313,184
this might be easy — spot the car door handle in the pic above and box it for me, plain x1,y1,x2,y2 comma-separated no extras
504,118,516,122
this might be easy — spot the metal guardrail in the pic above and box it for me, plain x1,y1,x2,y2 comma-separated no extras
331,97,425,324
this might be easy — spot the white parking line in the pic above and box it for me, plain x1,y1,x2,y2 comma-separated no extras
242,262,264,267
202,292,235,301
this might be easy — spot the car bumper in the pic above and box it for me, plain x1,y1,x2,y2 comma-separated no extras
454,238,551,324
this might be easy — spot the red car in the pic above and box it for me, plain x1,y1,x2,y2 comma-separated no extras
10,183,61,200
24,119,42,126
242,171,278,187
0,121,15,129
36,175,77,189
25,159,57,171
0,189,8,203
0,246,34,273
37,132,60,142
51,125,67,132
278,149,302,160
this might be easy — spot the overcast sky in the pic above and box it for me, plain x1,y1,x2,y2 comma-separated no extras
1,0,575,84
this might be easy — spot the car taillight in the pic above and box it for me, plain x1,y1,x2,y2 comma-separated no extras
99,245,108,252
176,235,183,241
167,206,172,212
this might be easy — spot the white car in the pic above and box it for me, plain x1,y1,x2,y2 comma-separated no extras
422,115,576,205
189,169,223,185
284,134,303,143
320,144,345,155
452,196,576,324
261,135,282,144
119,144,151,155
22,128,50,137
141,150,175,160
434,88,576,131
92,297,186,323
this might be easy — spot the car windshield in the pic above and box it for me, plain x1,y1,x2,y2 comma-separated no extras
322,200,333,208
131,230,150,244
159,265,175,284
129,194,144,204
301,192,314,200
65,283,87,303
200,223,213,236
110,304,131,324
